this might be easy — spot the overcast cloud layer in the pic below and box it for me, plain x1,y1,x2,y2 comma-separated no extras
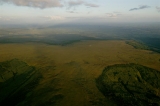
0,0,63,8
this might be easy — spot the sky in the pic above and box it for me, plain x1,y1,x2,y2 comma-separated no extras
0,0,160,25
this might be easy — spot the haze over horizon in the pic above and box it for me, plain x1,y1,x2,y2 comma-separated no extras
0,0,160,25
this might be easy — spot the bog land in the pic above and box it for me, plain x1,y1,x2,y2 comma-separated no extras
0,40,160,106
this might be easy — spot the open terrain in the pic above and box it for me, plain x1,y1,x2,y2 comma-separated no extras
1,0,160,105
0,40,160,105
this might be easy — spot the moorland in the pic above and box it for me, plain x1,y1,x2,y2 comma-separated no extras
0,23,160,106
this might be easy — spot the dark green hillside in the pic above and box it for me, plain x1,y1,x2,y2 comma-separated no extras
0,59,42,106
125,40,150,50
96,63,160,106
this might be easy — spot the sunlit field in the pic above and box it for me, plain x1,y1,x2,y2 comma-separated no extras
0,40,160,105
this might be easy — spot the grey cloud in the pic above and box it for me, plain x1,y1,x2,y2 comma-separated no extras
68,0,84,6
68,0,99,8
43,16,65,20
0,0,63,9
156,6,160,12
129,5,150,11
85,3,99,7
113,12,121,14
106,13,117,18
106,12,121,18
66,11,78,13
0,16,12,21
130,8,138,11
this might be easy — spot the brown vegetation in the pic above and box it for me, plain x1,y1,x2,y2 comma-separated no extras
0,40,160,105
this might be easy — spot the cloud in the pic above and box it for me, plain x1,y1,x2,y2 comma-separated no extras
0,0,63,9
156,6,160,12
68,0,84,7
0,16,12,21
85,3,99,8
0,0,99,9
44,16,65,20
4,18,11,21
68,0,99,8
106,12,121,18
66,11,78,13
129,5,150,11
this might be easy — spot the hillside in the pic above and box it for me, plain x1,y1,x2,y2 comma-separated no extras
0,59,42,106
96,63,160,106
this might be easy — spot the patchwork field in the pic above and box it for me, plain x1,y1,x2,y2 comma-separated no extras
0,40,160,106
